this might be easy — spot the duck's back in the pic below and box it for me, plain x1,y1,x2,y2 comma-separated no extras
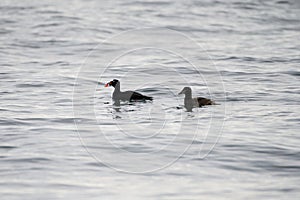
113,90,152,101
195,97,215,107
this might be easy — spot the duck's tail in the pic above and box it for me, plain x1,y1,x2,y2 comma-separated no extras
145,96,153,101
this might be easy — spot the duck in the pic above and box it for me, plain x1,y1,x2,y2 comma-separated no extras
105,79,153,101
178,87,215,111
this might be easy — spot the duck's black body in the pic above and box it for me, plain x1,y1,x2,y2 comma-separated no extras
112,90,153,101
105,79,153,101
179,87,215,111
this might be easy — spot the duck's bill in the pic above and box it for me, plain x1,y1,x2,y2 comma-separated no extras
104,83,110,87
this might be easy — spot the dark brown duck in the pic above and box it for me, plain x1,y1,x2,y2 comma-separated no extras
178,87,215,111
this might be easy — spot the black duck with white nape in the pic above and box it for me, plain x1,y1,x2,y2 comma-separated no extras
105,79,153,102
178,87,215,111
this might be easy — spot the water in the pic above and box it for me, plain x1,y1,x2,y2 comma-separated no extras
1,0,299,199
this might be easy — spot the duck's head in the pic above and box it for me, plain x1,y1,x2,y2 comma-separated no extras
105,79,119,88
178,87,192,95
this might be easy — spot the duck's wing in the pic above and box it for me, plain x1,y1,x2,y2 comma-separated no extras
195,97,215,107
123,91,153,101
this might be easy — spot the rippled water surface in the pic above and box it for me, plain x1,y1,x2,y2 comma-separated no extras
1,0,299,199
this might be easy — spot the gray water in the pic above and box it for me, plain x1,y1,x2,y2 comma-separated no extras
1,0,300,199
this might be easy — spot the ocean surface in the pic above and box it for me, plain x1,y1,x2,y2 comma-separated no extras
1,0,299,199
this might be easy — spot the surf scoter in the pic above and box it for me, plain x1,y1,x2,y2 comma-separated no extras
105,79,153,101
178,87,215,111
